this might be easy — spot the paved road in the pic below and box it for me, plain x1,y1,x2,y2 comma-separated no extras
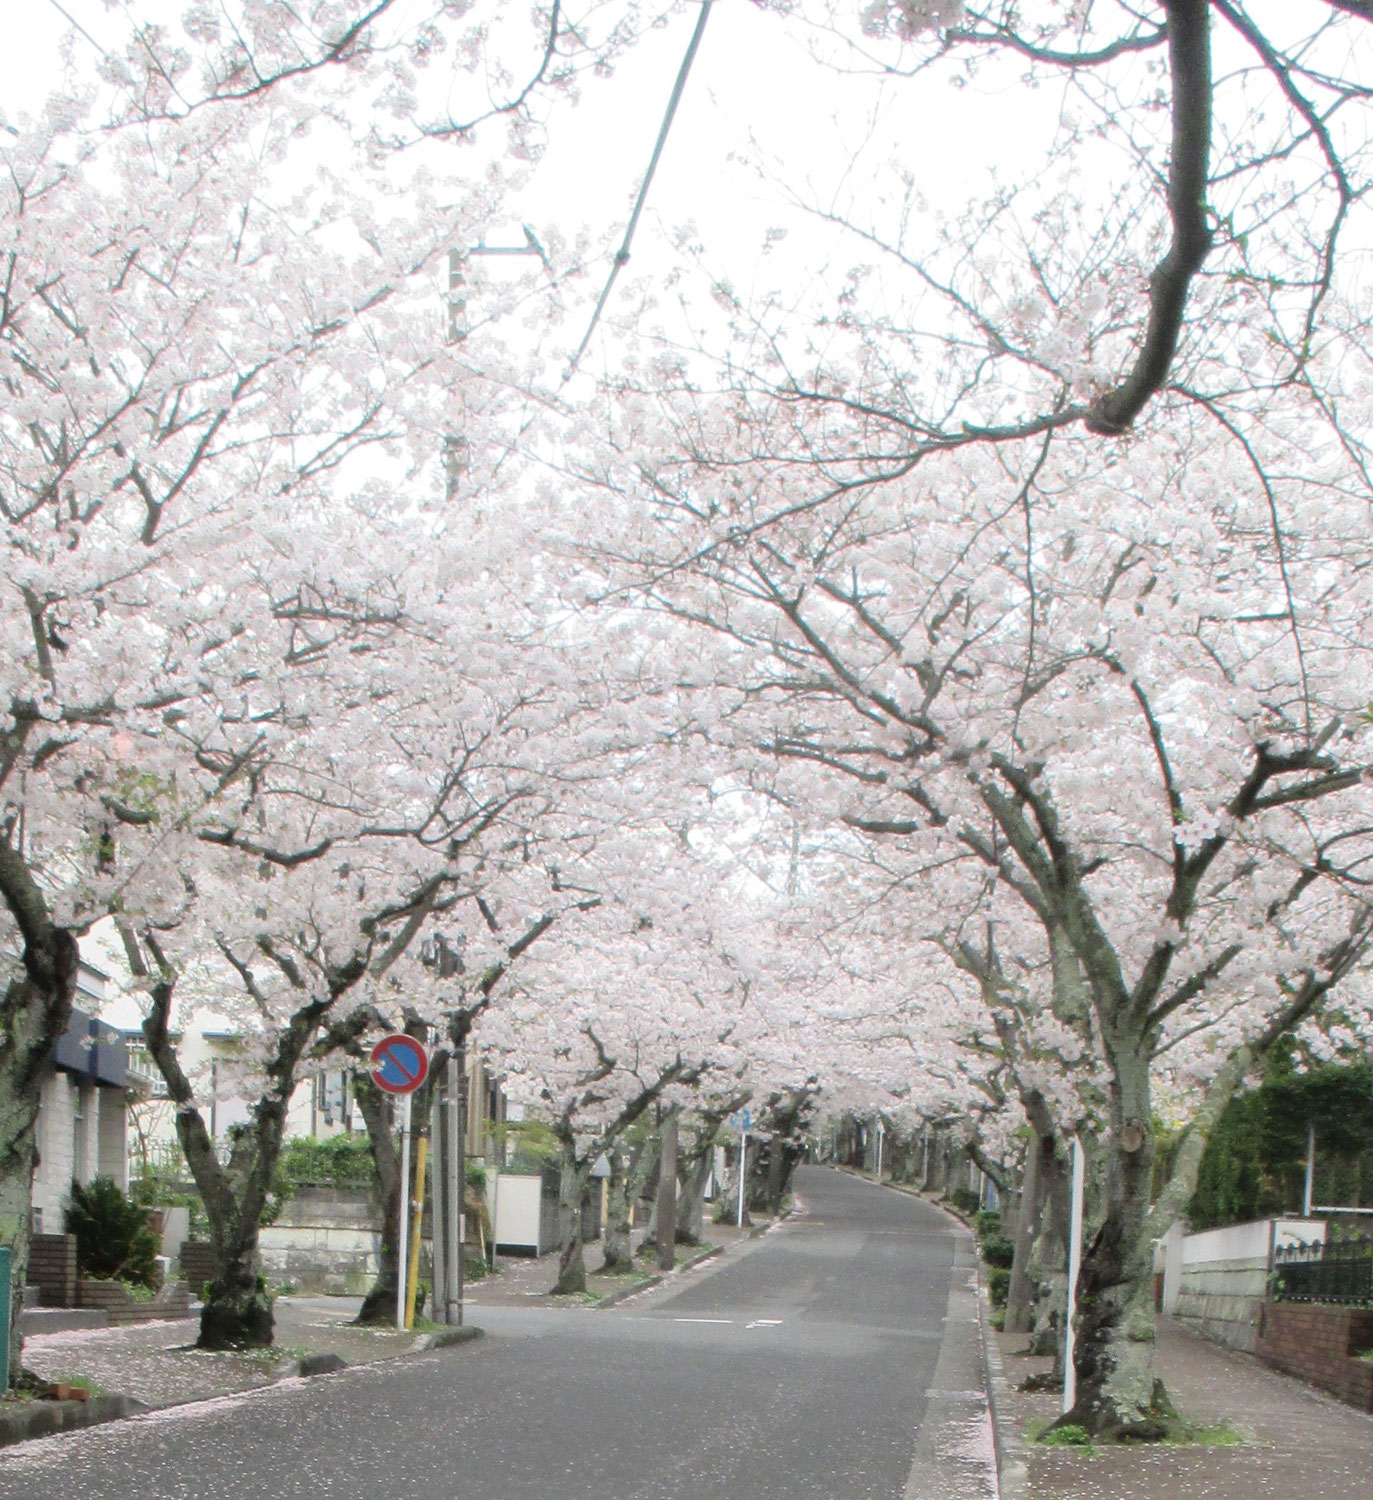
0,1169,991,1500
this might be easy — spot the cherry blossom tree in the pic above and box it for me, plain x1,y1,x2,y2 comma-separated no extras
572,360,1373,1432
0,32,567,1360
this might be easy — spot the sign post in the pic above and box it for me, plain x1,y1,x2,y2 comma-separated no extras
369,1034,430,1333
733,1109,752,1228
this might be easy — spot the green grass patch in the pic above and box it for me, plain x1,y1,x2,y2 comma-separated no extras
1032,1421,1095,1452
1164,1422,1244,1447
42,1372,105,1396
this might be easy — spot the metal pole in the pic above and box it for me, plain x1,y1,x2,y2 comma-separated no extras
736,1129,747,1228
396,1092,412,1333
429,1091,446,1325
405,1135,428,1329
875,1119,884,1182
0,1244,10,1393
445,1056,462,1324
1303,1121,1316,1218
1063,1137,1086,1414
455,1035,467,1326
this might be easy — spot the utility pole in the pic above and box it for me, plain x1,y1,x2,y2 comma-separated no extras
656,1112,679,1273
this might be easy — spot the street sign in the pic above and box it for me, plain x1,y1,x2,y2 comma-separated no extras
742,1108,751,1132
369,1034,429,1095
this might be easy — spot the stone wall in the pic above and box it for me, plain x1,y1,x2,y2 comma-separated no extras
257,1186,382,1295
1169,1218,1326,1353
1257,1304,1373,1412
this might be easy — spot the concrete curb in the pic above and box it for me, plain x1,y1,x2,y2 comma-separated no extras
839,1165,1024,1499
594,1272,663,1308
415,1324,485,1353
975,1274,1028,1500
0,1392,148,1449
592,1241,726,1309
2,1323,488,1450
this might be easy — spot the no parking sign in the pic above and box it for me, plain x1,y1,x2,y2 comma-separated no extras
369,1033,429,1095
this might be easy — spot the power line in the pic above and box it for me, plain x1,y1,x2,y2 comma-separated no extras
44,0,113,62
564,0,714,379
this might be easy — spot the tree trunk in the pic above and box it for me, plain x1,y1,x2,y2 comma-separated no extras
1005,1131,1042,1336
1056,1115,1167,1438
353,1078,402,1325
554,1149,591,1295
602,1150,634,1272
655,1113,678,1272
199,1221,274,1350
0,894,79,1384
675,1143,712,1245
1027,1135,1071,1367
604,1135,657,1272
1061,1038,1263,1437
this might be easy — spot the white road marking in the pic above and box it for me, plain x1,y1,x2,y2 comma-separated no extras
672,1317,734,1324
746,1319,784,1328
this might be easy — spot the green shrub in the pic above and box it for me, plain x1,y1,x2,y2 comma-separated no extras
987,1267,1012,1307
465,1161,488,1197
278,1133,377,1190
66,1177,159,1290
949,1187,981,1214
1038,1423,1092,1448
981,1235,1016,1269
974,1210,1002,1242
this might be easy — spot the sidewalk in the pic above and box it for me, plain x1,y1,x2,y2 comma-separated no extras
17,1296,449,1412
11,1215,777,1428
993,1316,1373,1500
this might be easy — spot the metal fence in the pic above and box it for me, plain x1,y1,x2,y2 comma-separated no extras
1271,1237,1373,1305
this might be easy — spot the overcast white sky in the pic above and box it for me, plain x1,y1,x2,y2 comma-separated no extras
0,1,1067,381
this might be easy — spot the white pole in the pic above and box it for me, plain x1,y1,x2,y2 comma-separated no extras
1063,1136,1086,1414
875,1120,884,1182
736,1129,747,1228
396,1092,412,1333
1303,1121,1316,1217
445,1057,462,1322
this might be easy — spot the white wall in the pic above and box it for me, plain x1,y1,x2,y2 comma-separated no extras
1168,1216,1328,1353
31,1073,127,1232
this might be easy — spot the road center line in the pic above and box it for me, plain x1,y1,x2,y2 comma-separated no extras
672,1317,733,1324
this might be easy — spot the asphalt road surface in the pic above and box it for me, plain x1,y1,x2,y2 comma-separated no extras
0,1168,993,1500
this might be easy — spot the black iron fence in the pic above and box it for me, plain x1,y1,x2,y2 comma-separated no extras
1271,1236,1373,1306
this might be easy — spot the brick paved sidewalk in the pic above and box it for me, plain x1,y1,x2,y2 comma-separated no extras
995,1316,1373,1500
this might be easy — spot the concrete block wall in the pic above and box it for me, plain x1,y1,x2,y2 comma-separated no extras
76,1278,193,1325
27,1233,77,1308
1257,1304,1373,1412
257,1187,384,1294
1168,1218,1328,1353
179,1241,215,1293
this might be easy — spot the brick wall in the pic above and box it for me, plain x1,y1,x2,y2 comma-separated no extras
1257,1303,1373,1412
76,1278,192,1325
27,1233,77,1308
179,1240,215,1293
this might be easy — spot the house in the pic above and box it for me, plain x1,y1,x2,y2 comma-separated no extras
30,962,134,1235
